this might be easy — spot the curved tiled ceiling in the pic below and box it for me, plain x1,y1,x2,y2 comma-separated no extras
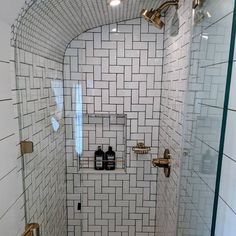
11,0,162,62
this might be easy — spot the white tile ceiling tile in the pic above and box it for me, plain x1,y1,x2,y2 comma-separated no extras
12,0,162,62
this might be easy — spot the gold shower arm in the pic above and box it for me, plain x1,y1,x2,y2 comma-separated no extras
156,0,179,13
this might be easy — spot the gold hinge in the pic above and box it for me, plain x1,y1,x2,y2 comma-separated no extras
20,141,34,155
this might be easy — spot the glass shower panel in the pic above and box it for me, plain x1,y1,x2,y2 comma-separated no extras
177,0,235,235
16,1,84,236
16,48,67,235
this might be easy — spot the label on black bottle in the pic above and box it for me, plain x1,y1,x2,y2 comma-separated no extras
107,155,115,168
96,156,103,168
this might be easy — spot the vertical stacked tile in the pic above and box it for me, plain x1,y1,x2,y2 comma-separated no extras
156,0,192,235
64,18,164,236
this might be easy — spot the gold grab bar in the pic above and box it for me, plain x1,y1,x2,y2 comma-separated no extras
21,223,39,236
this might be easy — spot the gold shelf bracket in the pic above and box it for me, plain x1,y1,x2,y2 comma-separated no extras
132,143,151,154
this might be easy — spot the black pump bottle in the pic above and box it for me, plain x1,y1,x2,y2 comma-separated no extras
94,146,105,170
105,146,116,170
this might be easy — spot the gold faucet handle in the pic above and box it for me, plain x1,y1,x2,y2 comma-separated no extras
152,149,171,177
152,158,171,167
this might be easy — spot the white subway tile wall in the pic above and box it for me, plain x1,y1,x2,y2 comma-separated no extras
1,1,235,236
13,48,67,236
64,18,163,236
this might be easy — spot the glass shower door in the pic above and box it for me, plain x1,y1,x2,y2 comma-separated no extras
177,0,235,235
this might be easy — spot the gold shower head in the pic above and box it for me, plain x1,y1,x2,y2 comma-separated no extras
150,11,165,29
140,9,155,22
140,9,164,29
141,0,179,29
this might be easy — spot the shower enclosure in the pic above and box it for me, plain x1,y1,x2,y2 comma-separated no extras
12,0,236,235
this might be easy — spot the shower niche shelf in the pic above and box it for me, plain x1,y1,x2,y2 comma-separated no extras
79,114,127,172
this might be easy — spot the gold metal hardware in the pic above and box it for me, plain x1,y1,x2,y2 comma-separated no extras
192,0,205,9
132,143,151,154
155,0,179,12
152,149,171,177
141,0,179,29
152,158,171,167
20,141,34,155
21,223,39,236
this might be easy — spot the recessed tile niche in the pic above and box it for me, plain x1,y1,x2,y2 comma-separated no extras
80,113,127,170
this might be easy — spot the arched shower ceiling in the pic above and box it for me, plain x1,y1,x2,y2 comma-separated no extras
11,0,162,63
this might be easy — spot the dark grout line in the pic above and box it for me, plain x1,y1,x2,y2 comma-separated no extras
200,60,230,69
0,133,15,142
0,60,10,64
218,195,236,216
200,102,236,113
0,98,12,102
0,166,17,182
0,191,25,221
223,154,236,163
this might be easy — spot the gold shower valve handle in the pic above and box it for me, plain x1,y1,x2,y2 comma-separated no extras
152,158,171,168
152,149,171,177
